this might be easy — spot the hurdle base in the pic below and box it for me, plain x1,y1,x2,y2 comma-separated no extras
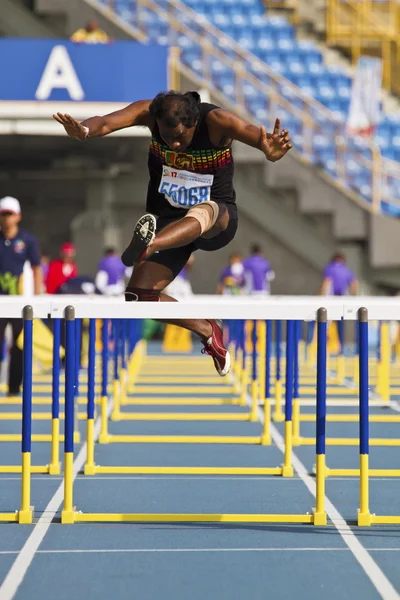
18,506,34,524
61,508,77,524
0,512,18,522
273,414,285,423
48,462,61,476
312,508,327,526
357,510,372,527
92,466,283,475
72,512,315,524
98,433,111,444
292,437,301,447
111,411,121,422
260,435,271,445
84,464,97,475
281,465,294,478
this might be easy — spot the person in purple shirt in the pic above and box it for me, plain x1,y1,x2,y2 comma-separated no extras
321,252,358,296
243,244,275,295
95,247,128,295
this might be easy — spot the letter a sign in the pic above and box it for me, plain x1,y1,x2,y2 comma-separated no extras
35,45,84,101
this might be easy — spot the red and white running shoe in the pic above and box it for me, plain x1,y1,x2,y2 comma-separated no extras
201,319,231,377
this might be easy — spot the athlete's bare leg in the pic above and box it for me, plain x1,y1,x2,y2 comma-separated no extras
127,261,212,338
151,204,230,255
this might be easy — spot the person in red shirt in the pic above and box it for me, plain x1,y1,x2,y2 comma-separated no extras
45,242,78,294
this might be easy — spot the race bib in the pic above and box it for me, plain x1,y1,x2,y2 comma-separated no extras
159,166,214,208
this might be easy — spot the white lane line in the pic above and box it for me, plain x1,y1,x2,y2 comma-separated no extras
269,422,400,600
0,404,110,600
1,547,400,556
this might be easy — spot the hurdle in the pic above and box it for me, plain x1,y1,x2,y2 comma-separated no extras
292,317,400,450
0,301,65,475
0,306,35,522
88,317,276,455
60,301,329,524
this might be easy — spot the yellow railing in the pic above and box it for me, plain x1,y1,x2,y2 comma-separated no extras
108,0,400,215
327,0,400,91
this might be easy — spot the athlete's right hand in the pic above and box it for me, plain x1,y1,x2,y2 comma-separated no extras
52,113,89,140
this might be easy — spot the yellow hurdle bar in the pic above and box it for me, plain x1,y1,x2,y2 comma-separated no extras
300,414,400,423
261,398,271,445
0,433,67,442
101,435,262,444
250,380,258,422
99,395,110,444
0,412,87,421
92,466,284,475
122,398,236,406
358,454,372,526
0,513,19,522
84,418,96,475
297,437,400,446
113,412,251,421
0,465,50,474
380,322,391,403
131,385,236,395
18,452,33,524
74,513,315,524
282,421,294,477
61,452,75,524
48,418,61,475
327,468,400,477
370,516,400,524
313,454,327,525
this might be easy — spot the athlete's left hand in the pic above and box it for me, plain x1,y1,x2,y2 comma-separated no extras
260,118,292,162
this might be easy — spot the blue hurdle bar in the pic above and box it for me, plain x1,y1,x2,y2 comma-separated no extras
250,320,258,421
111,319,121,420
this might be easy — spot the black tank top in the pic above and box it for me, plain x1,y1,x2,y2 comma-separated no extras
146,102,236,218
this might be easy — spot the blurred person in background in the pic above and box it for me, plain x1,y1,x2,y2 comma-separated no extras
320,251,358,352
320,252,358,297
54,90,292,376
217,253,245,295
45,242,78,294
0,197,42,395
243,243,275,296
70,19,110,44
165,254,195,299
40,251,50,282
95,247,128,296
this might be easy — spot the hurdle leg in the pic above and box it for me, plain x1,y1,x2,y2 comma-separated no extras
49,317,61,475
99,318,110,443
282,321,294,477
273,379,284,422
62,306,77,524
357,308,372,526
313,308,327,526
18,307,34,524
261,397,271,444
84,319,97,475
292,398,300,445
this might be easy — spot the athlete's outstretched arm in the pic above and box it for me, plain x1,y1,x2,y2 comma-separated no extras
208,109,292,162
52,100,153,140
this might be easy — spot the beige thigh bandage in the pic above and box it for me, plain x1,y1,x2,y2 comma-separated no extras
183,201,219,234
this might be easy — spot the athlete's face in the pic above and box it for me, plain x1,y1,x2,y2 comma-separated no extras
158,121,197,151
